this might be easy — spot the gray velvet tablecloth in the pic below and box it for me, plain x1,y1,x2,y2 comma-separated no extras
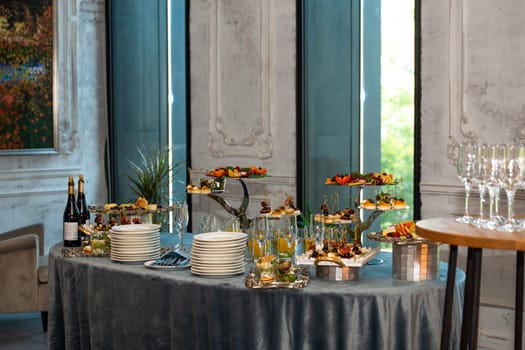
48,236,465,350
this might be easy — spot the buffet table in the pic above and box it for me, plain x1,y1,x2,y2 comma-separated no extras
48,235,465,350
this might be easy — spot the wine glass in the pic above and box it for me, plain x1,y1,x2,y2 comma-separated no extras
497,144,525,232
472,144,489,227
311,215,325,249
247,217,266,265
482,144,501,229
456,142,479,223
173,201,189,252
254,216,269,258
283,215,298,258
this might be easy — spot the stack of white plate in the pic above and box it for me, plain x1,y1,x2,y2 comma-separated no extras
110,224,161,263
191,231,247,276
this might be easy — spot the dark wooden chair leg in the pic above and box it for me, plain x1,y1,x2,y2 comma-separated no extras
41,311,48,332
515,251,524,350
441,244,458,350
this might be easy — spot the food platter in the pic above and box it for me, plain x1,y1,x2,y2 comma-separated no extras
324,172,398,186
296,247,380,268
325,179,367,186
206,165,269,179
244,267,309,289
368,231,413,243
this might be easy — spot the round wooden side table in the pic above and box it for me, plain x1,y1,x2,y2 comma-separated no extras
416,217,525,350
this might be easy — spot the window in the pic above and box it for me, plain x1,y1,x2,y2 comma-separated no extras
301,0,416,237
107,0,187,208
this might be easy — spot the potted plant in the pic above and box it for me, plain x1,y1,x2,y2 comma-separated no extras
127,146,180,207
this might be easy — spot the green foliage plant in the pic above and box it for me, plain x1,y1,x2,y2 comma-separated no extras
127,147,173,205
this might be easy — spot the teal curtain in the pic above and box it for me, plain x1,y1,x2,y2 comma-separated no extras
107,0,187,203
302,0,362,214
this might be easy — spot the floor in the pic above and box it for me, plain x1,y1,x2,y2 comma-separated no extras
0,313,47,350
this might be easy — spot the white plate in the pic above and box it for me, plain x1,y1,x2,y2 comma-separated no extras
190,255,246,265
110,224,161,232
111,252,160,259
193,231,247,243
111,231,160,238
191,246,246,254
192,242,247,250
111,247,160,254
191,253,245,261
110,237,160,243
110,230,160,237
191,266,246,276
191,261,245,271
110,236,160,243
144,259,191,271
190,256,245,264
111,242,160,249
191,263,245,271
111,250,160,257
111,253,160,262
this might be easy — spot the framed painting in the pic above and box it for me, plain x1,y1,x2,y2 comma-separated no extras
0,0,57,155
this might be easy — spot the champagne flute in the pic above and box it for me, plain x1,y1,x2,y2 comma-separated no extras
283,215,298,259
247,218,266,265
312,216,325,249
497,144,523,232
456,142,479,223
255,216,269,258
482,144,501,229
173,201,189,252
472,144,489,227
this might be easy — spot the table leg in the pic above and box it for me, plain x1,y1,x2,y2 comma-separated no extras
441,244,458,350
460,247,482,350
515,251,524,350
469,248,482,348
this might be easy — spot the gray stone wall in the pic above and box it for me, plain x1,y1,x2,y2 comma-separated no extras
0,0,108,251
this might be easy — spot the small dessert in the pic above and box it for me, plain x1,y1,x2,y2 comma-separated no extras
341,208,355,221
283,195,298,214
382,221,417,239
392,198,407,209
360,199,376,210
377,201,391,210
320,203,330,216
256,255,276,283
104,203,117,211
249,166,267,176
271,207,284,217
135,196,149,209
259,200,272,214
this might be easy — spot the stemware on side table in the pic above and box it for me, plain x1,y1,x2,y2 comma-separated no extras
455,141,525,232
456,142,479,224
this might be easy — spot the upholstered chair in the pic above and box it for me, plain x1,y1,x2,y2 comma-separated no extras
0,223,48,332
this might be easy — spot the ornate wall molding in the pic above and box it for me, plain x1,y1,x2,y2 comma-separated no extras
79,0,105,22
207,0,273,158
56,0,79,154
447,0,525,166
447,0,477,165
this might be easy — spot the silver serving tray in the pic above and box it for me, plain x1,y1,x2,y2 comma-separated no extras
244,267,309,289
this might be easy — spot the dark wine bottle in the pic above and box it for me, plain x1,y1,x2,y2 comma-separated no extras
77,174,90,226
63,176,81,247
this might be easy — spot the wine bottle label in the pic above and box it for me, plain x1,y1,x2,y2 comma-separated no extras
64,222,79,240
